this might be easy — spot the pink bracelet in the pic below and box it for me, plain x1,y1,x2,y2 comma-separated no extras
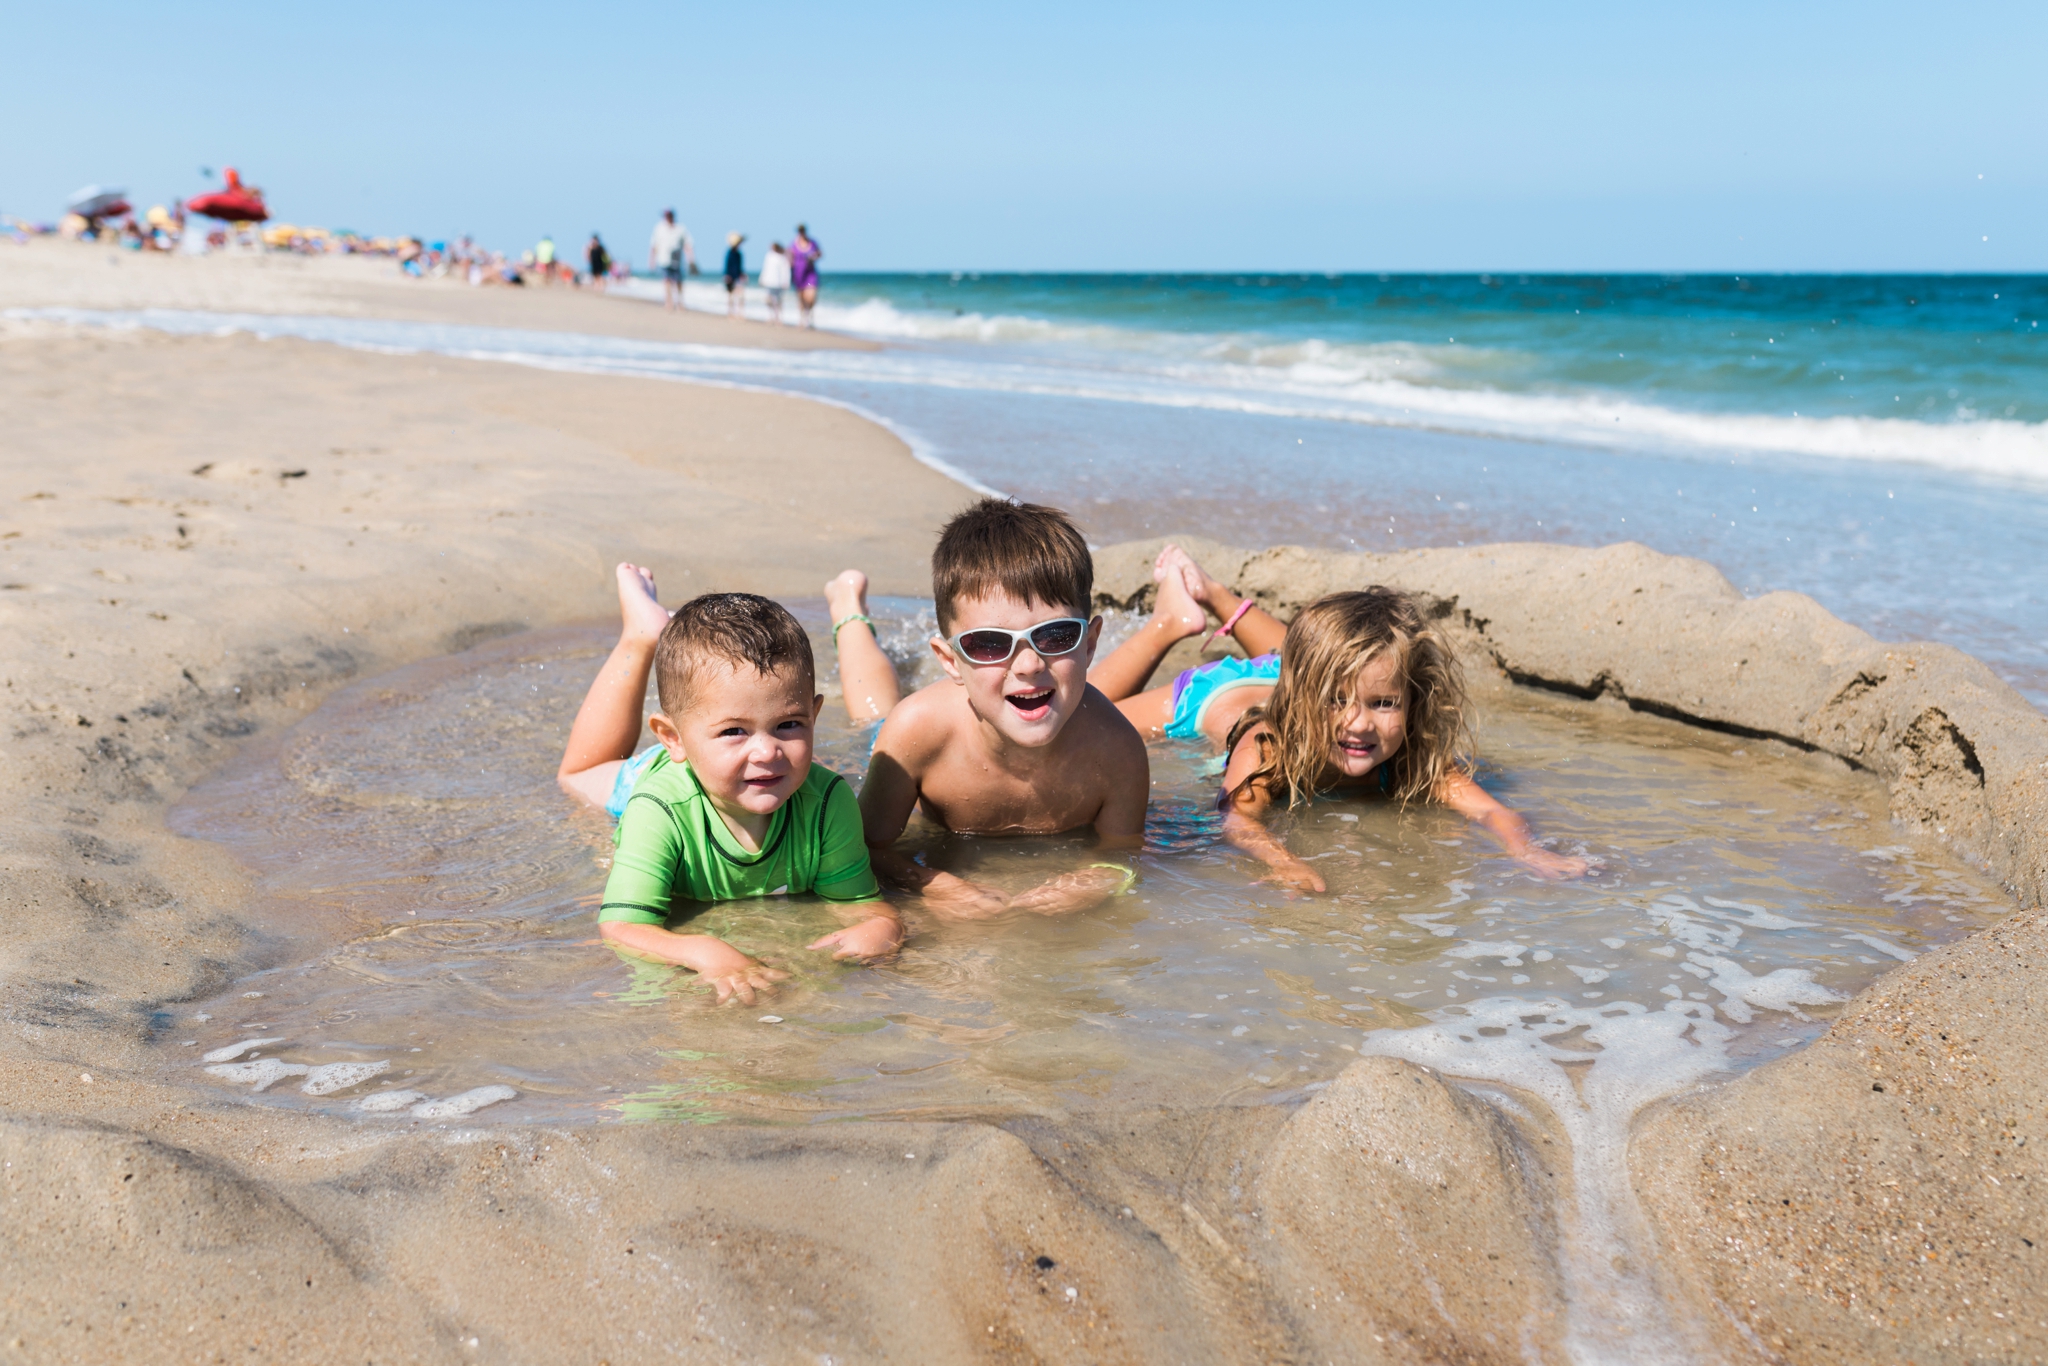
1210,599,1254,642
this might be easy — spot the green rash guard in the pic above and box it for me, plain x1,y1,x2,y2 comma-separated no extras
599,751,882,926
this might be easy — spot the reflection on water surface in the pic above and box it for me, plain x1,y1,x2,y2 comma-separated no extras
165,601,2008,1126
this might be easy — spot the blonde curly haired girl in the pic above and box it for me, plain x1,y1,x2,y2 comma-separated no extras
1093,546,1592,892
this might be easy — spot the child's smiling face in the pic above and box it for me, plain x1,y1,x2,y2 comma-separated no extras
651,662,821,835
1326,652,1408,779
933,590,1101,749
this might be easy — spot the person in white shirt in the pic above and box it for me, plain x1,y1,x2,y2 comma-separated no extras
758,242,793,326
648,210,695,311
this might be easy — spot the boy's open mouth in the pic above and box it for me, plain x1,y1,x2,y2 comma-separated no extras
1005,688,1056,719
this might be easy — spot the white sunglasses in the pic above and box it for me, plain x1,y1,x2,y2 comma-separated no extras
940,616,1093,665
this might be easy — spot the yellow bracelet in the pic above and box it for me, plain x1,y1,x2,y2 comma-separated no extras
1087,862,1139,894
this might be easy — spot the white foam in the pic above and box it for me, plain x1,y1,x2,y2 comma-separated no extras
1699,895,1814,931
355,1089,426,1114
301,1060,390,1096
204,1058,310,1092
1445,941,1526,966
411,1085,517,1119
1364,996,1734,1363
201,1036,284,1063
1398,912,1460,937
1684,952,1847,1023
1840,931,1918,962
1643,897,1741,953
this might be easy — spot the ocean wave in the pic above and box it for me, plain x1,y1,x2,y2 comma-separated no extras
796,294,2048,482
18,304,2047,486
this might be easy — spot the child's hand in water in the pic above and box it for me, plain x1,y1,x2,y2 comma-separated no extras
1261,859,1327,894
693,944,790,1005
1516,848,1593,880
808,914,904,962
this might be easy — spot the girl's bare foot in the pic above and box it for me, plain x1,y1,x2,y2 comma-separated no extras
1158,542,1231,616
1150,544,1210,638
616,563,672,646
824,569,870,626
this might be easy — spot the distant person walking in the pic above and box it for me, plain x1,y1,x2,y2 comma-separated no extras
535,235,557,286
586,233,611,289
758,242,792,326
648,209,694,311
723,233,746,319
790,225,822,329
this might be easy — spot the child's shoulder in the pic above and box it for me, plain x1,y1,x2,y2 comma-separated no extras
625,748,700,805
1072,685,1147,756
798,761,856,803
874,681,970,759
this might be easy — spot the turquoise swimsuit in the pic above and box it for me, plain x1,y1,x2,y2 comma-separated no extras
1165,653,1282,740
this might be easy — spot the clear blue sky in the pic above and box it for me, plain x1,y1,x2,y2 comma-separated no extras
4,1,2040,272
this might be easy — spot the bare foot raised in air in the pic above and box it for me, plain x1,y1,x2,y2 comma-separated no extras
1157,542,1287,657
825,568,901,722
616,562,673,645
824,568,870,627
1149,543,1211,639
1159,542,1231,618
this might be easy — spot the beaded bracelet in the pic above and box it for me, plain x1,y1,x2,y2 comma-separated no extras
831,613,874,643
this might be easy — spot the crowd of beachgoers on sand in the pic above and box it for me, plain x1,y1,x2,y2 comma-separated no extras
11,177,828,322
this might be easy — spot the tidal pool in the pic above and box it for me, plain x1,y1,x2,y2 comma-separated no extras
163,600,2010,1130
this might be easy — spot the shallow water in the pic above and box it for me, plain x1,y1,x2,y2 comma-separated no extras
163,602,2009,1133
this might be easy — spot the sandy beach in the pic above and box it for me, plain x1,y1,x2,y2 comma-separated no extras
4,239,2045,1364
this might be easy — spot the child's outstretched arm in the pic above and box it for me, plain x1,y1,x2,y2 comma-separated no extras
1216,725,1326,892
1436,771,1591,879
599,922,789,1004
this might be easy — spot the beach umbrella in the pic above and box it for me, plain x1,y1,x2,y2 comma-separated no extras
187,167,269,224
66,186,130,219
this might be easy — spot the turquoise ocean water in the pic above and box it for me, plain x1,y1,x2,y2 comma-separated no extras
27,272,2047,705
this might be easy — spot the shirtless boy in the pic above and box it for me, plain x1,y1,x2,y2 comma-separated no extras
826,500,1150,919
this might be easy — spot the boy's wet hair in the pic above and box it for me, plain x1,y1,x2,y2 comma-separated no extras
931,498,1092,633
1226,587,1471,807
654,593,815,715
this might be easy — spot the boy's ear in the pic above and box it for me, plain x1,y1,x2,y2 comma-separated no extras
930,635,965,685
811,693,824,721
647,712,685,756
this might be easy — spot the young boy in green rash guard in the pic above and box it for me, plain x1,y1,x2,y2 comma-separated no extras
559,580,899,1004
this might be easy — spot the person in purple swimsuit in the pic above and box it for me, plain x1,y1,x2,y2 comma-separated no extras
790,224,822,329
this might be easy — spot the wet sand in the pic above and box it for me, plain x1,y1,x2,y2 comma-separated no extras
4,244,2045,1364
